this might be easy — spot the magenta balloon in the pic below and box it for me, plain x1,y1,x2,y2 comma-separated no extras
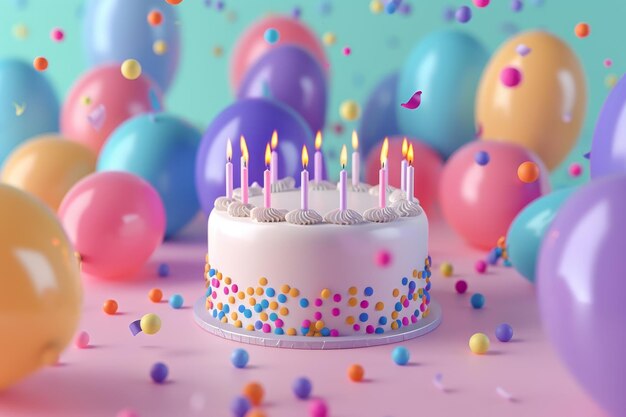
195,98,314,215
58,171,165,281
237,45,327,134
537,175,626,417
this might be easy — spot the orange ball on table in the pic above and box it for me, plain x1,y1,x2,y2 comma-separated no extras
103,299,118,315
347,364,364,382
33,56,48,71
245,409,267,417
517,161,540,183
242,382,264,406
147,10,163,26
148,288,163,302
575,23,590,38
165,0,183,4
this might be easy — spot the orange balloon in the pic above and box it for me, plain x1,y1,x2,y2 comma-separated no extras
476,31,587,170
0,185,82,389
517,161,540,183
1,135,97,211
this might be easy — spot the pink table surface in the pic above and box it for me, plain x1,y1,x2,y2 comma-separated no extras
0,213,607,417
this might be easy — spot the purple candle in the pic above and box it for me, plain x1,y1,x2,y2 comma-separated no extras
240,136,249,204
264,143,271,208
339,145,347,211
225,139,233,199
301,145,309,210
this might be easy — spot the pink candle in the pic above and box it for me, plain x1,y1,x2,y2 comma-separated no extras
339,145,347,211
379,138,389,208
301,145,309,210
270,130,278,183
264,143,271,208
314,131,322,183
351,131,360,186
226,139,233,199
240,136,249,204
407,144,414,202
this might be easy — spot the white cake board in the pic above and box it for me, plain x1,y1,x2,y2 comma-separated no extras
193,296,442,350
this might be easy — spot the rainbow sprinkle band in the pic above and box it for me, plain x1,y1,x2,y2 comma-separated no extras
202,255,432,337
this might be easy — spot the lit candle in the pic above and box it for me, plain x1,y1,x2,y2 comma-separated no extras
240,136,249,204
401,137,408,193
264,142,271,208
407,144,414,202
226,138,233,199
379,138,389,208
351,130,360,186
301,145,309,210
270,130,278,184
314,131,323,183
339,145,347,211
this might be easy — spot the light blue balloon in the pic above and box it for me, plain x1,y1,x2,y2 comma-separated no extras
98,113,201,238
506,187,577,283
0,59,59,164
397,30,488,158
83,0,180,92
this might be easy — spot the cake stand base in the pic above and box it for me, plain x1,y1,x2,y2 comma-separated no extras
193,296,442,350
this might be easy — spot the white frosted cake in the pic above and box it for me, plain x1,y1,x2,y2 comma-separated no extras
202,179,432,340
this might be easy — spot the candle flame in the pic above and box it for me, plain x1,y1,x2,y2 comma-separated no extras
265,142,271,168
226,138,232,161
315,131,322,150
352,130,359,151
402,137,408,158
380,137,389,168
408,143,414,166
240,136,249,165
302,145,309,169
271,130,278,150
340,144,348,169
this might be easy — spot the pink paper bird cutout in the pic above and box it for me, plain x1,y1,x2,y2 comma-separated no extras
400,90,422,109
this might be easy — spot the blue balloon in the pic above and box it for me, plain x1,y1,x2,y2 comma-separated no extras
83,0,180,92
397,30,488,158
98,113,201,237
195,98,313,216
506,187,577,283
358,72,400,159
0,59,59,164
238,45,327,134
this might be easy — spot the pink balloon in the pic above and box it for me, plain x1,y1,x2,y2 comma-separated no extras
365,136,443,215
60,65,163,154
58,171,165,280
230,15,329,91
439,141,550,249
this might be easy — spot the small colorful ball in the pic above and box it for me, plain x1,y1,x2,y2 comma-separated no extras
230,396,251,417
169,294,184,309
147,10,163,26
244,409,266,417
455,5,472,23
347,364,364,382
33,56,48,71
74,331,90,349
439,262,453,277
231,348,249,369
370,0,384,14
375,250,392,267
264,28,279,44
385,1,397,14
140,313,162,335
309,399,328,417
517,161,540,183
511,0,523,12
153,40,168,55
13,23,29,40
121,59,142,80
103,299,118,315
470,293,485,309
473,0,490,7
469,333,490,354
495,323,514,342
604,59,613,68
150,362,168,383
158,263,170,277
242,382,264,406
50,28,64,42
575,22,590,38
292,376,313,399
475,260,487,274
322,32,336,46
474,150,490,166
568,163,582,177
606,74,618,89
455,280,468,294
339,100,360,121
500,66,522,87
343,46,351,56
392,346,410,366
148,288,163,302
165,0,183,4
116,409,140,417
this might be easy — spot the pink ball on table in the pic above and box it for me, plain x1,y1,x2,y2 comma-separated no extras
473,0,490,7
116,410,140,417
74,331,90,349
309,399,328,417
500,66,522,87
475,260,487,274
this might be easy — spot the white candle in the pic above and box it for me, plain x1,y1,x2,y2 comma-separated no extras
301,145,309,210
407,143,414,202
240,136,249,204
314,131,323,183
226,139,233,199
264,143,271,208
351,130,359,186
270,130,278,183
339,145,347,211
401,137,408,193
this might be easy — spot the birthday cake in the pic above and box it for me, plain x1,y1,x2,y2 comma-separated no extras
200,176,435,345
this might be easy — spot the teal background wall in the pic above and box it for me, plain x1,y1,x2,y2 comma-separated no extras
0,0,623,186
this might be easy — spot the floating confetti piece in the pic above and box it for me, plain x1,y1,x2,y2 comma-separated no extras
433,373,446,391
575,22,590,38
511,0,523,12
500,67,522,87
213,46,224,57
473,0,490,7
343,46,351,56
129,319,142,336
14,103,26,116
339,100,361,121
50,28,64,42
455,6,472,23
370,0,384,14
87,104,106,131
400,90,422,109
496,386,514,401
33,56,48,71
604,59,613,68
516,44,531,56
322,32,336,46
583,151,591,159
264,28,279,44
153,40,167,55
568,163,582,177
12,23,29,40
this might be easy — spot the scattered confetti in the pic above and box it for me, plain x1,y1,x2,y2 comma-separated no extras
33,56,48,71
511,0,523,12
292,377,313,399
474,150,490,166
455,6,472,23
343,46,351,56
242,382,264,406
517,161,539,183
74,331,90,349
147,9,163,26
291,6,302,19
473,0,490,7
13,103,26,116
469,333,490,354
140,313,162,335
398,3,412,15
575,22,590,38
150,362,168,383
12,23,28,40
103,299,118,315
231,348,249,368
500,66,522,87
606,74,618,89
339,100,361,121
568,163,582,177
433,372,446,391
129,319,142,336
264,28,279,44
496,323,514,342
496,386,515,401
516,44,531,56
50,28,64,42
471,293,485,309
347,364,364,382
375,250,392,267
370,0,384,14
400,90,422,109
322,32,336,46
213,45,224,57
153,40,167,55
87,104,106,131
121,59,142,80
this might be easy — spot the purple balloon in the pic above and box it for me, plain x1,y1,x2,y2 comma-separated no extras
195,98,314,215
237,45,327,135
591,74,626,179
537,174,626,417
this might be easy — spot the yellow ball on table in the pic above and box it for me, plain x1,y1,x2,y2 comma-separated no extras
140,313,162,335
120,59,142,80
439,262,453,277
469,333,490,354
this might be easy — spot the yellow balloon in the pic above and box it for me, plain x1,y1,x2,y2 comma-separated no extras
0,185,82,389
1,135,97,211
476,31,587,170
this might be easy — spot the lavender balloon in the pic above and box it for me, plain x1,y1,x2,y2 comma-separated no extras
591,74,626,179
237,45,327,134
195,98,314,215
537,174,626,417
